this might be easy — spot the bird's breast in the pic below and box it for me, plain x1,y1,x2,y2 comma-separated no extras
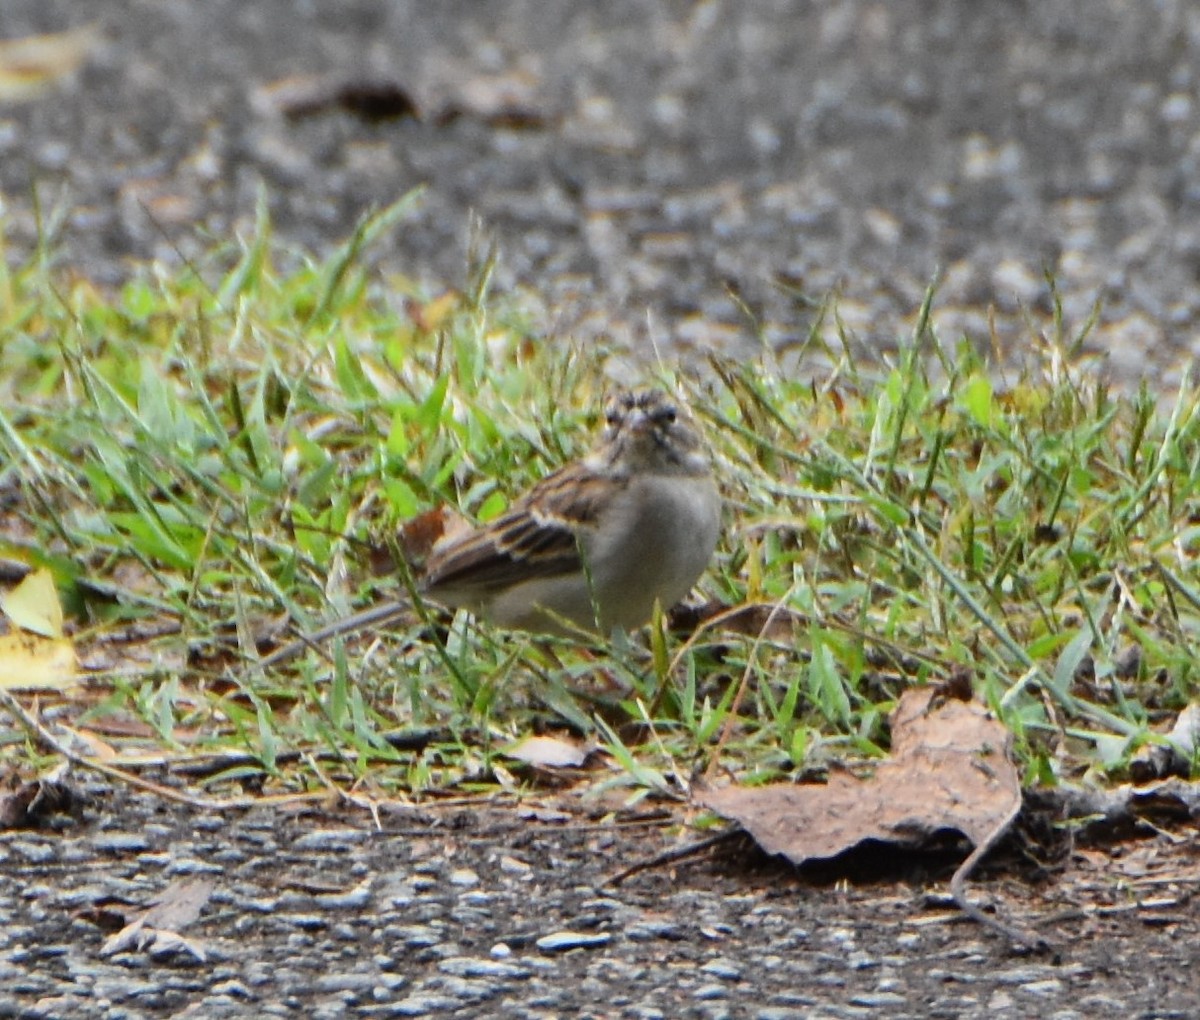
585,473,721,626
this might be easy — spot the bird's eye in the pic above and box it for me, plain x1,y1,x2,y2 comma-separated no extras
656,406,677,425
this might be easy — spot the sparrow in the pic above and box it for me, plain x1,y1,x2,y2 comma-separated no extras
261,388,721,663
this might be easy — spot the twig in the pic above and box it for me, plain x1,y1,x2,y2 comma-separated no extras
91,727,448,778
949,797,1051,953
257,600,410,668
602,828,740,887
0,688,259,812
304,751,383,830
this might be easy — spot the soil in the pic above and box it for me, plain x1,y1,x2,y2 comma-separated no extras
2,3,1200,1016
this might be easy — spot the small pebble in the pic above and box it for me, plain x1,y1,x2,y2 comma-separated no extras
535,931,612,952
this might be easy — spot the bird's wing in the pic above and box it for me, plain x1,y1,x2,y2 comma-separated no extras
422,464,625,598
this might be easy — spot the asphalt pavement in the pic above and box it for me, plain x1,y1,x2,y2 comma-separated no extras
3,1,1200,381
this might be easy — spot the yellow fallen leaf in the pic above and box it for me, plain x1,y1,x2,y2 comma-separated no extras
1,567,64,638
0,25,99,102
0,631,77,690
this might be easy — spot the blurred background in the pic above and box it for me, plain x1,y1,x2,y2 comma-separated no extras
2,0,1198,380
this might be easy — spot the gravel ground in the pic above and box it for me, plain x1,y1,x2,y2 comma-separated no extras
3,1,1200,380
2,788,1197,1020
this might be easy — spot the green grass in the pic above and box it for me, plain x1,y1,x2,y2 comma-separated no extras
2,195,1198,802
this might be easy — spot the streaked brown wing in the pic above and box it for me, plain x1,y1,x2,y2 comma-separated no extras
422,509,581,595
421,464,624,598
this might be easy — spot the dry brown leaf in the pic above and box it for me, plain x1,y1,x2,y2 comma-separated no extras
0,26,99,101
100,878,213,960
406,505,471,563
370,505,472,576
662,599,804,640
433,70,550,129
256,74,420,122
1052,777,1200,830
0,782,41,829
405,291,461,333
1130,702,1200,782
0,770,75,829
503,735,591,769
55,725,118,761
697,687,1020,864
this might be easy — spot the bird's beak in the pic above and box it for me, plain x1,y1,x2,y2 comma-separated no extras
625,409,652,434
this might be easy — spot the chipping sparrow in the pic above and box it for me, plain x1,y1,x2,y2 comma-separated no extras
262,388,721,663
